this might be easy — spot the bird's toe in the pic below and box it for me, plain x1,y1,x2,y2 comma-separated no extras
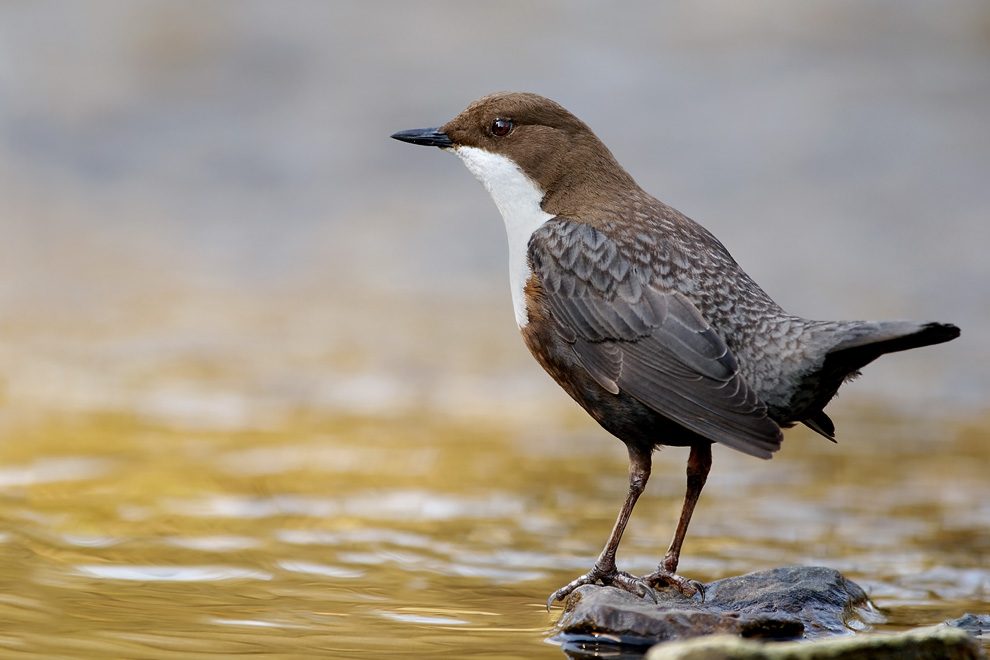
641,568,703,599
547,565,661,610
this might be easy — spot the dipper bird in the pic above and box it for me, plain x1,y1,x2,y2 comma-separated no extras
391,92,960,608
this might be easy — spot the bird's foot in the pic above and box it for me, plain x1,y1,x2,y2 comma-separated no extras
640,567,705,601
546,564,657,611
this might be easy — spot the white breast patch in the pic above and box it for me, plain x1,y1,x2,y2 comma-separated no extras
451,146,553,327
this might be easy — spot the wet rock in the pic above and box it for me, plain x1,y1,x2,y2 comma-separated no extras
643,625,984,660
555,566,878,648
945,613,990,640
700,566,879,638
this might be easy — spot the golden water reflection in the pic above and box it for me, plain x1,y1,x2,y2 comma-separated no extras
1,407,987,658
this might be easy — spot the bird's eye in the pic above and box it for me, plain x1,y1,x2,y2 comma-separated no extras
490,118,513,137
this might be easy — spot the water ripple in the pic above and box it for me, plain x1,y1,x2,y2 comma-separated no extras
75,565,273,581
162,490,525,521
0,457,114,487
377,610,470,626
278,560,366,579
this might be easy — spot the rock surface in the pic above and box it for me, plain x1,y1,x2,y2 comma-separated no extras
946,614,990,641
554,566,880,649
643,625,984,660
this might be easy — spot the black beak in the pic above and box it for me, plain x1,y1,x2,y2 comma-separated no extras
390,127,453,148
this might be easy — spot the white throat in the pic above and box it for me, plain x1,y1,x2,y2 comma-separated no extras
451,146,553,327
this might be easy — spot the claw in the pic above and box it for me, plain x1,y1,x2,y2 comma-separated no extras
546,572,598,611
633,577,659,604
692,579,707,603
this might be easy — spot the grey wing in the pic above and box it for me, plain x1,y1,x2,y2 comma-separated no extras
529,218,782,459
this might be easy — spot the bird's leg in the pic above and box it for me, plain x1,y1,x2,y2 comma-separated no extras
641,443,712,598
547,444,657,609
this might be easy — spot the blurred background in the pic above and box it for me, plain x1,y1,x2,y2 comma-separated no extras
0,2,987,658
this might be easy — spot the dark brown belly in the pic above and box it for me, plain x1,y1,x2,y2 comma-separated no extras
519,311,710,451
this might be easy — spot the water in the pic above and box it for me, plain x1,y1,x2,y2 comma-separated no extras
1,409,988,657
1,1,988,657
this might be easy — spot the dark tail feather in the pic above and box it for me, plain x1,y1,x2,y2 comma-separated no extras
827,321,959,373
803,411,837,442
800,321,958,444
843,321,959,354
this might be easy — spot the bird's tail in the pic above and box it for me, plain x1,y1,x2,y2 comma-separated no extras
827,321,960,363
798,320,959,441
